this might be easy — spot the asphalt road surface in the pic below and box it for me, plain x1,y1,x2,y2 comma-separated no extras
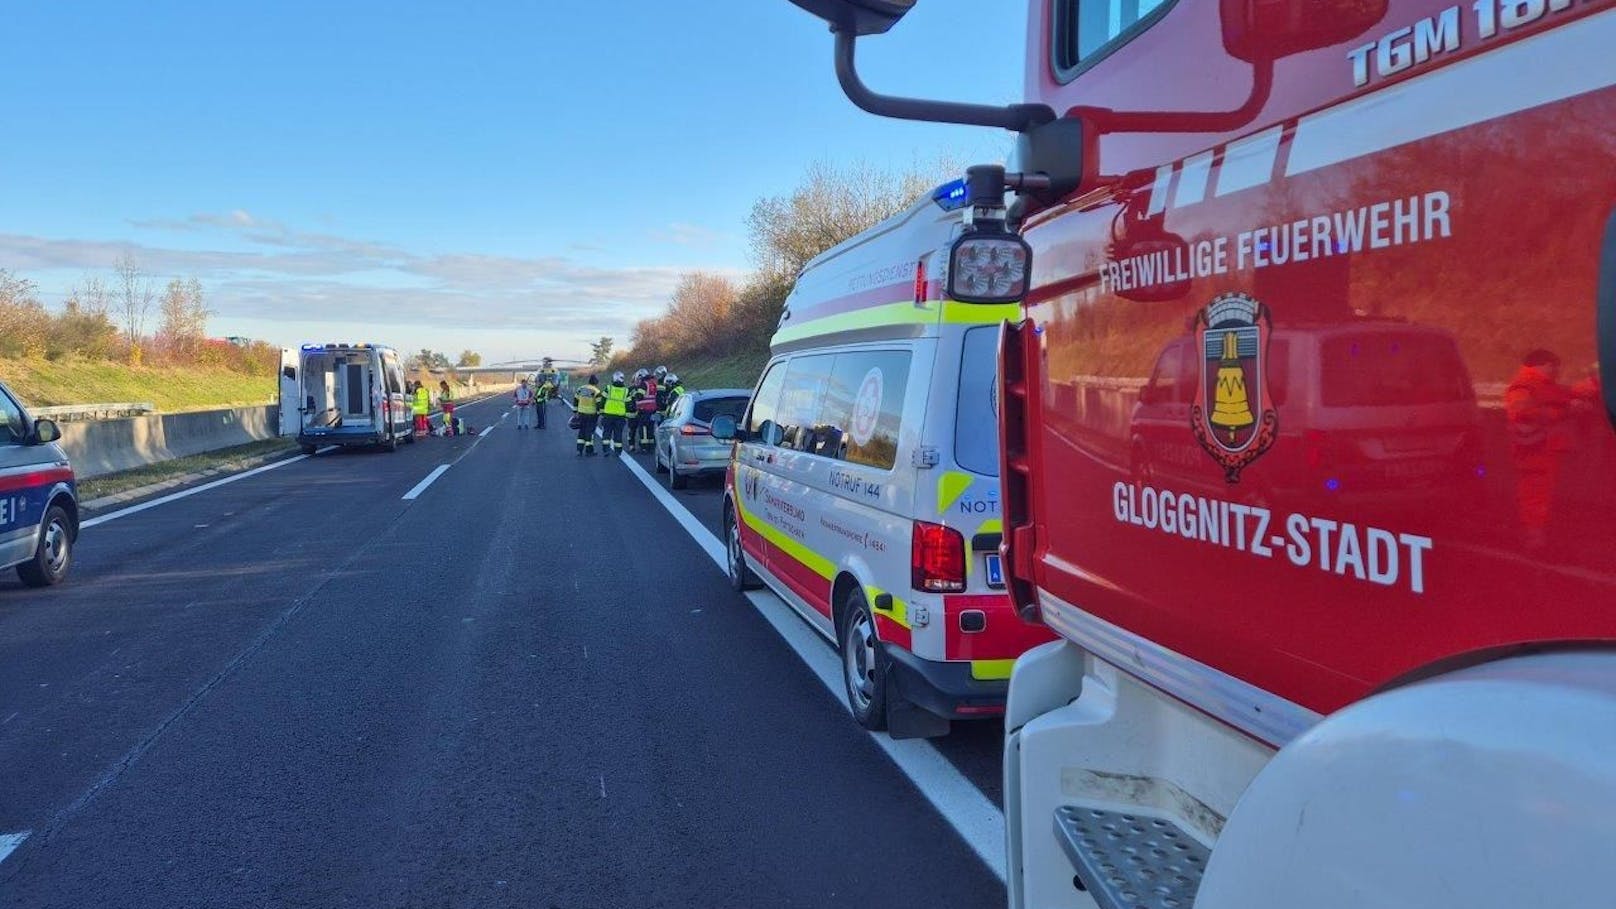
0,395,1007,909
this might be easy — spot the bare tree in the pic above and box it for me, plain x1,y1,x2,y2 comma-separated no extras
76,275,112,316
113,253,155,363
159,277,209,358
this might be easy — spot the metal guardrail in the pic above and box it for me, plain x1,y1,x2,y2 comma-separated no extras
32,402,156,422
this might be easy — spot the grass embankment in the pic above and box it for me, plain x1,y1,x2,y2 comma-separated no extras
3,358,274,411
76,438,297,503
671,350,768,392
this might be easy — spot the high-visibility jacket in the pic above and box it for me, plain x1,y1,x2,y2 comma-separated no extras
633,379,659,413
574,384,602,415
602,383,631,417
661,383,686,415
412,387,430,416
538,381,555,402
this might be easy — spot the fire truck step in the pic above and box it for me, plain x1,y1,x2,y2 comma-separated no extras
1053,805,1209,909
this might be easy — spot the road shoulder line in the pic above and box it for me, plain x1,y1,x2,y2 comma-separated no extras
616,452,1008,882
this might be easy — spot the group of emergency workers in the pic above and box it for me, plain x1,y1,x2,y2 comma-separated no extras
567,365,684,456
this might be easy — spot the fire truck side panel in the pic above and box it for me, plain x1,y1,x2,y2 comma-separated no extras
1016,0,1616,722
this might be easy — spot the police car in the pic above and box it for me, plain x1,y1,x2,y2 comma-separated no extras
0,380,78,587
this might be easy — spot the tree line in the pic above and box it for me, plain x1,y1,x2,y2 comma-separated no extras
612,158,955,374
0,254,279,374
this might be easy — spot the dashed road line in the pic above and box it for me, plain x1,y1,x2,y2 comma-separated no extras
616,451,1008,882
0,831,30,867
402,465,451,501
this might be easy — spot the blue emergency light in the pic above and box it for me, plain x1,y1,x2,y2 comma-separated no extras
932,178,970,211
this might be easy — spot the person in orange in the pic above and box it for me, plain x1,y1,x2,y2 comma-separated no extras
1504,349,1576,550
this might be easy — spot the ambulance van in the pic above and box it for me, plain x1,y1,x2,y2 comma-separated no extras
713,176,1054,738
279,343,414,453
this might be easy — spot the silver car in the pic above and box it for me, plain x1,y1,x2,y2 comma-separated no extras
654,388,750,489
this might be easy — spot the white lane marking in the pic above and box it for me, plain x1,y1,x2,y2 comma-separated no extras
1289,8,1615,176
401,465,451,501
617,453,1008,882
0,830,29,867
500,411,510,421
479,426,493,438
599,775,606,798
80,448,333,529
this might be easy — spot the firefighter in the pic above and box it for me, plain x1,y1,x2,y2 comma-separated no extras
411,380,431,437
535,374,555,429
660,373,686,418
630,368,660,453
599,371,632,454
573,374,602,456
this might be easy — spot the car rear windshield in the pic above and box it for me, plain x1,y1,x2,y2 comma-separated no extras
693,395,748,424
1320,333,1474,407
955,326,1000,476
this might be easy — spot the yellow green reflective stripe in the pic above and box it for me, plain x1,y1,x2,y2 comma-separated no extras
772,300,1020,347
734,491,835,579
866,584,910,629
937,471,973,514
971,659,1015,681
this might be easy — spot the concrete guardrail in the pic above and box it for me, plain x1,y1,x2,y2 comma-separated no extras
57,405,280,479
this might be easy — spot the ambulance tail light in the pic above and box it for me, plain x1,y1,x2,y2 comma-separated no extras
912,521,966,593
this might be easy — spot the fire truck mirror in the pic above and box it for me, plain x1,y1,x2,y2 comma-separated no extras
1220,0,1387,62
786,0,917,37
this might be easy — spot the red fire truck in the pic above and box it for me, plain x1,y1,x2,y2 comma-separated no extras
787,0,1616,906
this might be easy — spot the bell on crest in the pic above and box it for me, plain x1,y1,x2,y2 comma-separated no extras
1210,330,1254,442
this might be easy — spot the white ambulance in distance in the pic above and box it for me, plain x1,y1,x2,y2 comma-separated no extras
279,343,415,453
713,171,1055,738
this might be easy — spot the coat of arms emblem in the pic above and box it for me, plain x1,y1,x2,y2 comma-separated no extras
1190,292,1278,483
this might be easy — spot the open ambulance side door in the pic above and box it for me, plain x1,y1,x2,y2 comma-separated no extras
278,347,301,437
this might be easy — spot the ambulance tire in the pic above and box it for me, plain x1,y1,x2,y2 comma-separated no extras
725,504,760,592
839,590,888,731
18,505,72,588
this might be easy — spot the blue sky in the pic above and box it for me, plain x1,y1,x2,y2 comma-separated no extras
0,0,1024,363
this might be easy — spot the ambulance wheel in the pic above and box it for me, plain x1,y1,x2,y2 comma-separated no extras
725,504,760,592
839,590,888,731
18,505,72,588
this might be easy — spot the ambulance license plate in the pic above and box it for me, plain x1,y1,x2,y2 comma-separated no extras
985,554,1005,589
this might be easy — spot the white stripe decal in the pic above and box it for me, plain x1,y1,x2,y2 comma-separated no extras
1214,125,1283,198
1174,151,1214,208
1147,164,1174,216
1289,8,1616,176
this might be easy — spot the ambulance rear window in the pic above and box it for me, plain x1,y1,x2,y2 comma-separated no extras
955,326,1000,476
1320,333,1474,407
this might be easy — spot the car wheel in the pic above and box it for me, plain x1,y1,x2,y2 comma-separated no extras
300,443,317,455
653,441,668,474
17,505,73,588
669,460,688,490
839,588,888,731
726,505,760,592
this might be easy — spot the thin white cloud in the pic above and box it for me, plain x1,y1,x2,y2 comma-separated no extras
648,222,726,247
3,212,743,346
